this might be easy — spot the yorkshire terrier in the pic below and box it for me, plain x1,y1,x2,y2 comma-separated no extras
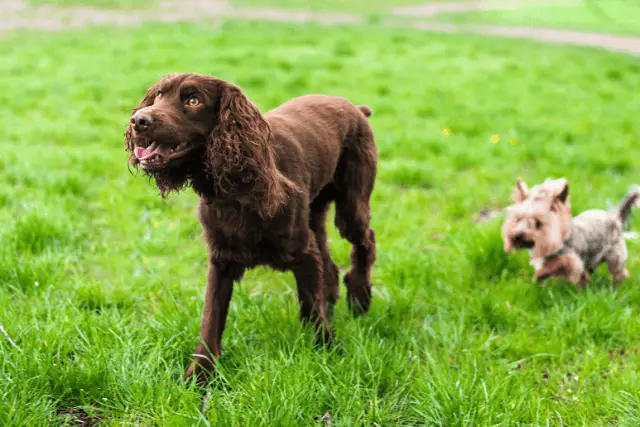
502,178,638,288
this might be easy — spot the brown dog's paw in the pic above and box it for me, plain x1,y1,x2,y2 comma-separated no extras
314,323,334,348
184,359,215,387
344,272,372,316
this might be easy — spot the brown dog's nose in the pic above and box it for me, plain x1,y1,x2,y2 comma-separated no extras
131,111,153,133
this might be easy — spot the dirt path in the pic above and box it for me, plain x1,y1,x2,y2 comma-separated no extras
2,0,640,55
0,0,367,34
406,21,640,55
391,0,578,17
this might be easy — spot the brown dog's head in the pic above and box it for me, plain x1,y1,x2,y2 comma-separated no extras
501,178,572,258
125,73,293,217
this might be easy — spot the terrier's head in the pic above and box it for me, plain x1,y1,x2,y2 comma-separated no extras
501,178,573,258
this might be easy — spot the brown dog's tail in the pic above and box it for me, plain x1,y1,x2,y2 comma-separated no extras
616,187,639,224
358,105,373,118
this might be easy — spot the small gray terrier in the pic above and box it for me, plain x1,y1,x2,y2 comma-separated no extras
502,178,638,288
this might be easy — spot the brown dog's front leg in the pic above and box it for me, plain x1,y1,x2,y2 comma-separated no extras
185,261,244,385
291,240,333,346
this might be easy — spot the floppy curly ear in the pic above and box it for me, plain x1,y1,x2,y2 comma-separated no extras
125,83,159,165
206,80,297,218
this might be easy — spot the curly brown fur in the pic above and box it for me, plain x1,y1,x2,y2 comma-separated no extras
124,76,297,212
205,82,297,218
125,73,378,385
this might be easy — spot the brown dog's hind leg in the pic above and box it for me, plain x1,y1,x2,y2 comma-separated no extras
340,225,376,316
185,261,244,386
292,237,333,346
334,123,378,316
310,196,340,319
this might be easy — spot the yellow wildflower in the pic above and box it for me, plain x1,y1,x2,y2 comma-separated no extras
490,134,500,144
441,128,452,136
509,137,517,145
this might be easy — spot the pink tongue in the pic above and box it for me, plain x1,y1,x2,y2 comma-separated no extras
134,146,155,160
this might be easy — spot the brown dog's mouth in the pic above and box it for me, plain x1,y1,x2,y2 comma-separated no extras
134,141,197,168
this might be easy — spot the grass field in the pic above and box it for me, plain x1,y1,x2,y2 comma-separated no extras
439,0,640,36
1,14,640,427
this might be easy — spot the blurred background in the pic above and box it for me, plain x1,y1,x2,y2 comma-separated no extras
1,0,640,425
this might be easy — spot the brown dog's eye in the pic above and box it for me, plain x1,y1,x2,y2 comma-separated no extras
535,219,542,229
186,95,200,107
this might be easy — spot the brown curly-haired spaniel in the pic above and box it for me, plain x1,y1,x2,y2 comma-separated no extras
125,73,378,383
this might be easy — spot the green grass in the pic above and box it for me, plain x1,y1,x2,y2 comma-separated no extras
29,0,154,8
1,18,640,426
439,0,640,36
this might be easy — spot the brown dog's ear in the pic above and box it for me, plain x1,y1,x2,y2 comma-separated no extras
512,179,529,202
206,80,297,218
125,83,159,164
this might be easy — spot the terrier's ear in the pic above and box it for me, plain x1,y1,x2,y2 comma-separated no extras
557,181,569,203
539,178,569,208
512,179,529,202
550,178,569,203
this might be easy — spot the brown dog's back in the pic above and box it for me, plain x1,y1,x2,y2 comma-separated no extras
264,95,375,200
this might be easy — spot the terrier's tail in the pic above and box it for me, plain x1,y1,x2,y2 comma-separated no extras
616,187,640,225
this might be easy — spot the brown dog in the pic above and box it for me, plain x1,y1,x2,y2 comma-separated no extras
125,73,378,384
